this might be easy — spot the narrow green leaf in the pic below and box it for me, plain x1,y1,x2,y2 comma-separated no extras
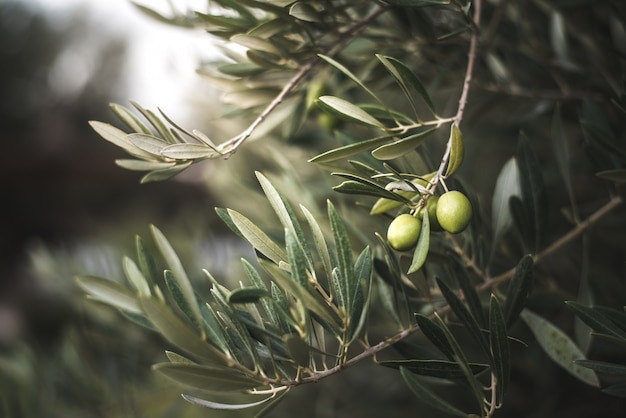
151,225,204,336
400,367,467,417
371,128,437,160
309,134,396,163
433,314,486,412
504,255,534,327
575,360,626,376
328,200,355,312
160,143,219,160
348,246,373,342
332,172,412,204
218,62,265,77
375,55,436,115
140,298,232,366
317,54,381,104
317,96,385,128
300,205,333,280
182,393,275,410
256,172,312,268
517,133,547,252
285,229,308,288
135,235,158,289
382,359,489,379
415,313,455,360
552,105,578,217
444,124,464,177
227,209,288,265
454,265,485,326
407,210,430,274
123,256,151,297
229,288,270,305
521,309,600,387
489,295,510,404
215,207,245,240
436,278,492,363
75,275,142,314
153,363,260,392
565,301,626,340
166,351,196,365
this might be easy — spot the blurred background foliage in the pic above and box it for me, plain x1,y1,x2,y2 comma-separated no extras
0,0,625,417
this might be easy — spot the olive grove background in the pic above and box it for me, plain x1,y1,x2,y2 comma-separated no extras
1,0,626,417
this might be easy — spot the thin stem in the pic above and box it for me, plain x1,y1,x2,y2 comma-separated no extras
479,195,623,291
219,3,390,157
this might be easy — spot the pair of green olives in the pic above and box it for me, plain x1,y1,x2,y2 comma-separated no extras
387,191,472,251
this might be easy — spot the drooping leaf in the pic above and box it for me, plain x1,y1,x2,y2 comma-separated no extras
400,367,467,417
75,275,142,315
317,54,381,104
444,124,464,177
516,133,547,252
332,172,412,204
454,265,485,326
289,2,321,22
309,134,396,163
415,313,455,360
489,295,510,404
316,96,385,128
520,309,600,387
381,359,489,379
89,121,154,160
552,105,578,218
182,393,275,410
371,128,437,160
328,200,355,312
407,210,430,274
375,55,436,116
575,360,626,376
140,161,192,183
436,278,491,363
153,362,261,392
565,301,626,341
504,254,534,328
433,314,486,412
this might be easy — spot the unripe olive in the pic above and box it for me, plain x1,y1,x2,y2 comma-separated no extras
387,213,422,251
436,191,472,234
418,195,441,231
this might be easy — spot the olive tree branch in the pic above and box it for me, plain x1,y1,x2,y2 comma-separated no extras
272,194,623,388
219,3,390,158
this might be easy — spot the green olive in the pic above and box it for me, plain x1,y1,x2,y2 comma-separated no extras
436,191,472,234
387,213,422,251
418,195,441,231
